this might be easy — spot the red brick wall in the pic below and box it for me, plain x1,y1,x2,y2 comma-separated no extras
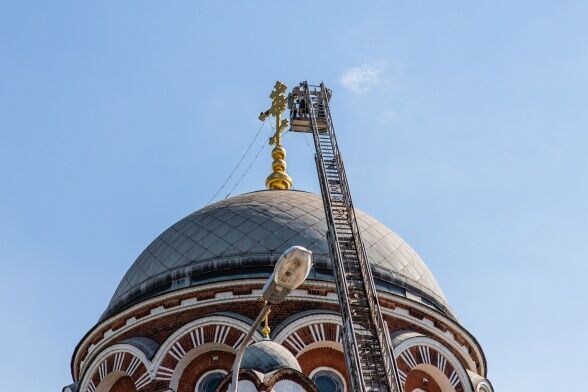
109,376,137,392
405,369,442,392
74,283,482,383
298,347,349,386
177,350,234,392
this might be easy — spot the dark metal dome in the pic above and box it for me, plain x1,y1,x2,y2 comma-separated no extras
241,340,301,373
101,190,451,321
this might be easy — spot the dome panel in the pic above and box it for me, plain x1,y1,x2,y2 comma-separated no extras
242,340,301,373
102,190,450,321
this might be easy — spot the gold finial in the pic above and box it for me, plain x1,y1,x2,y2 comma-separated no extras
261,310,271,339
259,81,293,190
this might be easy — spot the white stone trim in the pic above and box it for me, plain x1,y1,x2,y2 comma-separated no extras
194,369,227,392
151,315,263,391
309,366,347,392
79,343,151,392
477,381,493,392
274,313,342,344
394,335,474,392
296,341,343,358
273,313,344,357
382,306,477,372
74,279,485,379
167,343,234,391
79,291,339,376
152,315,262,369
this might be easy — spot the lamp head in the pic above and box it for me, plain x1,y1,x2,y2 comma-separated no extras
262,246,313,304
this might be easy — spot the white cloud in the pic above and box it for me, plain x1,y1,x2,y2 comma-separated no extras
339,63,385,93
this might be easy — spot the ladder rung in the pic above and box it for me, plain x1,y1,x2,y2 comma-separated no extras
304,83,399,391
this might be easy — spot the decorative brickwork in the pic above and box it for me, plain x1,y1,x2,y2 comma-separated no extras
74,281,485,381
176,350,233,392
72,287,496,392
80,345,151,392
394,334,473,392
298,347,349,384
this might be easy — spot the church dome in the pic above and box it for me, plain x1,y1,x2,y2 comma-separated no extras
101,190,451,321
241,340,302,373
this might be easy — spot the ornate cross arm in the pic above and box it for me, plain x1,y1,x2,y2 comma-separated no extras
260,81,293,190
259,81,289,147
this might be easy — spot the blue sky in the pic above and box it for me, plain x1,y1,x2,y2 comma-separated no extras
1,1,587,391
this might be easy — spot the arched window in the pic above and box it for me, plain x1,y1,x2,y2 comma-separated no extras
195,370,227,392
311,369,345,392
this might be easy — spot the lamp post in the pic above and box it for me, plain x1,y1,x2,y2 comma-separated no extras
228,246,313,392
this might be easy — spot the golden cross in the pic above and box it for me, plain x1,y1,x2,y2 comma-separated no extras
260,81,292,190
259,81,289,147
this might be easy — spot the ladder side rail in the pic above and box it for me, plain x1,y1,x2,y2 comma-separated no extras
319,84,387,348
325,219,365,392
307,81,397,391
309,113,364,392
309,93,366,392
304,82,367,392
325,136,396,391
327,127,401,392
319,82,386,313
323,105,401,392
314,83,392,390
333,152,382,319
315,82,389,372
319,83,402,392
346,192,401,392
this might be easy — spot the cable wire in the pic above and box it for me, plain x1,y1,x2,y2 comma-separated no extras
224,127,273,198
304,133,314,154
207,120,267,204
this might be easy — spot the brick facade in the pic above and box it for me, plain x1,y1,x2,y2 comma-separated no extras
109,376,137,392
298,347,349,384
69,280,492,392
177,350,234,392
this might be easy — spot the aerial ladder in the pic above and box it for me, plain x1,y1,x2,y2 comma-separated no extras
289,82,402,392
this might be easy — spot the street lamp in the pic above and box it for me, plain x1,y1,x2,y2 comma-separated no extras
228,246,313,392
